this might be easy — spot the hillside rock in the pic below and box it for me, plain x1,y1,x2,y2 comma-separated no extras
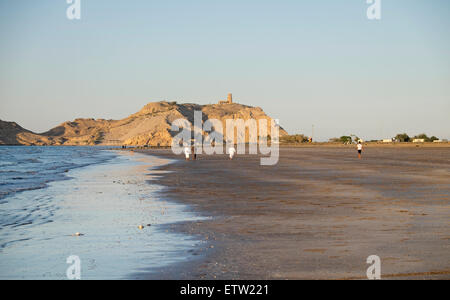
0,120,30,145
0,101,287,146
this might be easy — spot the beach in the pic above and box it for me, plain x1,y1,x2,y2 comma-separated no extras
0,148,204,279
137,145,450,279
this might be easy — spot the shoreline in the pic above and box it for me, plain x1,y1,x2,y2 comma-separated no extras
1,142,449,148
0,149,205,279
137,146,450,279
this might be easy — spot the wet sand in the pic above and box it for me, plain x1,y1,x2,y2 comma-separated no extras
0,150,205,279
137,146,450,279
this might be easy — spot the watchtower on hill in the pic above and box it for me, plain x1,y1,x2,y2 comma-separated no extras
218,93,233,105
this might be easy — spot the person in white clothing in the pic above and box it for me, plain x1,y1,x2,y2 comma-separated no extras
229,146,236,160
184,146,191,160
357,142,363,159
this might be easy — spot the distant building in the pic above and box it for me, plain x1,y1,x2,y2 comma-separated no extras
433,140,444,143
383,139,394,143
218,93,233,105
413,139,425,143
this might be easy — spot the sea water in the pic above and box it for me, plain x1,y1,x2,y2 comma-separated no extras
0,146,203,279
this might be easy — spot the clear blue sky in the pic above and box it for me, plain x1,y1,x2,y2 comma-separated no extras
1,0,449,141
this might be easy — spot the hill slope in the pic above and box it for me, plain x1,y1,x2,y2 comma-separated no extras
0,101,287,146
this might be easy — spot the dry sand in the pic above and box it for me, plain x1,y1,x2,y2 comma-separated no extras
134,146,450,279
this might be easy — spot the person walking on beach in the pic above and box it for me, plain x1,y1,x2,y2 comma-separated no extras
191,145,197,160
357,141,363,159
229,146,236,160
184,146,191,161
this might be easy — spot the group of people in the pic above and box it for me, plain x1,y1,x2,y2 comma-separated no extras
184,145,236,161
182,143,363,160
184,146,197,161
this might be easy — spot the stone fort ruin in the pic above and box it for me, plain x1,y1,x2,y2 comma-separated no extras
218,93,233,105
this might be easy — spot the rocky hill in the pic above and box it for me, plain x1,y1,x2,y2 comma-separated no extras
0,120,32,145
0,101,287,146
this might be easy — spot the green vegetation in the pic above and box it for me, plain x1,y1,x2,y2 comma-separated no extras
328,133,441,144
339,136,352,144
393,133,439,142
395,133,410,142
430,136,440,142
329,134,361,144
280,134,309,144
412,133,439,142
